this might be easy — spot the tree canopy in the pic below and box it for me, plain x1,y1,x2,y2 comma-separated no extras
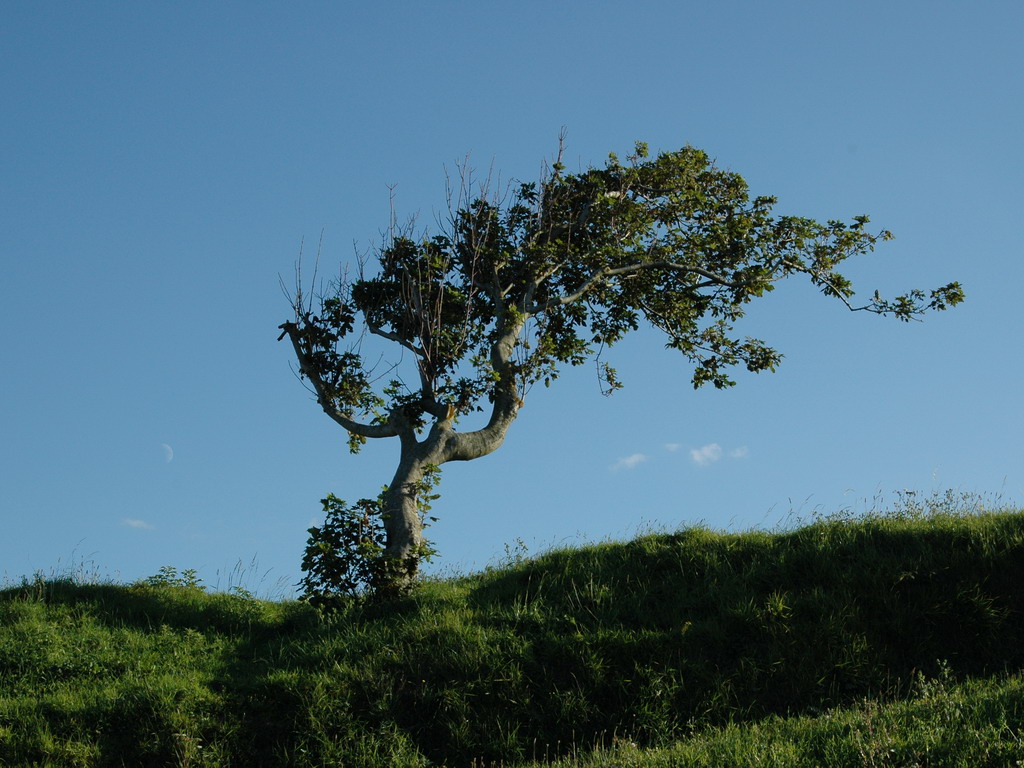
280,141,963,596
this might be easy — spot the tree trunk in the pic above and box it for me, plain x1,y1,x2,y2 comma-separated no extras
379,453,428,590
374,328,524,593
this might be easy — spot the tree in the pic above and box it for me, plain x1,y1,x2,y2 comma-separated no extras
279,141,963,594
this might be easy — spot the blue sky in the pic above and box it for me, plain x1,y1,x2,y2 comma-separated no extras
3,1,1021,595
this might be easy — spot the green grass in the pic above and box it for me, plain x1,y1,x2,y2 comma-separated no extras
2,495,1023,766
516,670,1024,767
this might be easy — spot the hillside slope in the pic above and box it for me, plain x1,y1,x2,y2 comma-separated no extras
2,504,1023,766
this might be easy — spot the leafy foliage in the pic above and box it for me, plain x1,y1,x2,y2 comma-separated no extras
138,565,204,591
284,142,962,431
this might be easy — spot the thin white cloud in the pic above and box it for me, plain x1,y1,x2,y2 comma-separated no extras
612,453,648,471
664,443,681,452
122,518,154,530
730,446,750,459
690,443,723,467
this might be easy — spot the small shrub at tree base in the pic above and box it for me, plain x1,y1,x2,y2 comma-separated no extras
298,494,386,607
299,468,441,606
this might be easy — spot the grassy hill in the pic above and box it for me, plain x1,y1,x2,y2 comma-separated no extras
2,497,1023,766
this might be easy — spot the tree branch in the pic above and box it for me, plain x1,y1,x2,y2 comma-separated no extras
779,259,889,316
278,322,398,439
365,320,425,357
528,259,757,313
442,317,525,462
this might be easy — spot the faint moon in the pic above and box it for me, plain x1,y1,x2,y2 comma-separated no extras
161,443,174,463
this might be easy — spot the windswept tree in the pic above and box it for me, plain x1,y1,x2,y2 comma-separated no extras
280,141,963,594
